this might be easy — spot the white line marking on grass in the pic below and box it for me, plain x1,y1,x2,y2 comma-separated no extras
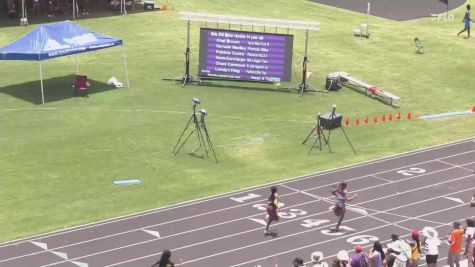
2,107,64,111
2,139,473,248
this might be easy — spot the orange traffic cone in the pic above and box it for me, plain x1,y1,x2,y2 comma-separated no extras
396,112,401,121
345,117,350,126
472,106,475,112
381,114,386,123
388,114,393,121
373,116,378,124
355,118,360,126
407,112,412,120
364,116,369,125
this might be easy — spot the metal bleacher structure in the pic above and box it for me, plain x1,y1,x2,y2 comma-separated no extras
328,72,401,107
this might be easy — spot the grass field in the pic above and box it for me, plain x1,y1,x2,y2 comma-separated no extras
0,0,474,242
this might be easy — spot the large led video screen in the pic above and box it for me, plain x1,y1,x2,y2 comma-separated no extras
198,28,294,83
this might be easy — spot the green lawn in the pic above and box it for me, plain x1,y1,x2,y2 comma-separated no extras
0,0,474,242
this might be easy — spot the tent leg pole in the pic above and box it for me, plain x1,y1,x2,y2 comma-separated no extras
75,55,79,74
39,61,45,104
122,46,130,88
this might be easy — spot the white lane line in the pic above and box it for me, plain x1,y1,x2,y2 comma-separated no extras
31,241,48,250
97,185,474,267
313,162,474,199
10,157,472,263
12,165,475,265
142,230,160,238
444,197,465,204
298,157,462,195
298,187,447,226
437,158,475,172
105,218,392,267
229,210,469,267
299,218,467,267
2,139,473,248
370,174,394,183
0,192,303,263
38,165,475,266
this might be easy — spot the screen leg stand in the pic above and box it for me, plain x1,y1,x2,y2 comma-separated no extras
339,126,357,155
163,48,202,86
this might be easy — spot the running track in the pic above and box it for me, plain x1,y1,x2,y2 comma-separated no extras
1,138,474,266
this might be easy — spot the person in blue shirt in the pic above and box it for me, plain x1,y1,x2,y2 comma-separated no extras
458,5,474,38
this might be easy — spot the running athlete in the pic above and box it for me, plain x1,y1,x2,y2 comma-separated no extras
265,186,280,235
458,5,474,38
331,182,357,232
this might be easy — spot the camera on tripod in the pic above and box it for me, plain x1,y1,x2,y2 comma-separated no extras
192,97,201,106
303,104,356,155
172,97,218,162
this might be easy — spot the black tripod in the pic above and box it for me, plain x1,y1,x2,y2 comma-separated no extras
164,20,201,87
324,106,357,155
172,102,218,162
302,113,330,154
198,111,218,162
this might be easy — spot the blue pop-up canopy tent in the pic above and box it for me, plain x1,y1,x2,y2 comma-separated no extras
0,20,129,104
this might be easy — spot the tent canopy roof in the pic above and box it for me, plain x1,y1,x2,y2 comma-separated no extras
0,20,123,61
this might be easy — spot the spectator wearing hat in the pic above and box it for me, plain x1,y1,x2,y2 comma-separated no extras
423,229,441,267
292,257,305,267
333,250,350,267
351,245,370,267
448,222,464,267
311,251,329,267
409,230,422,267
369,241,385,267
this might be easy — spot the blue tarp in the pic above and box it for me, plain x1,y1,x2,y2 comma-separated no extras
0,20,123,61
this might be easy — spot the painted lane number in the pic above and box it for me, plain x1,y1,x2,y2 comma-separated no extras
396,167,426,176
230,193,261,203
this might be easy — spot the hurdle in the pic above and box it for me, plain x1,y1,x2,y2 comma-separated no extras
328,72,400,107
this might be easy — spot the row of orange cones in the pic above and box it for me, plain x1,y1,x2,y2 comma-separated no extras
344,112,420,127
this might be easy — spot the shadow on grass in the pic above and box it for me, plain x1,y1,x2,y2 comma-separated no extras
0,75,118,104
199,81,296,94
